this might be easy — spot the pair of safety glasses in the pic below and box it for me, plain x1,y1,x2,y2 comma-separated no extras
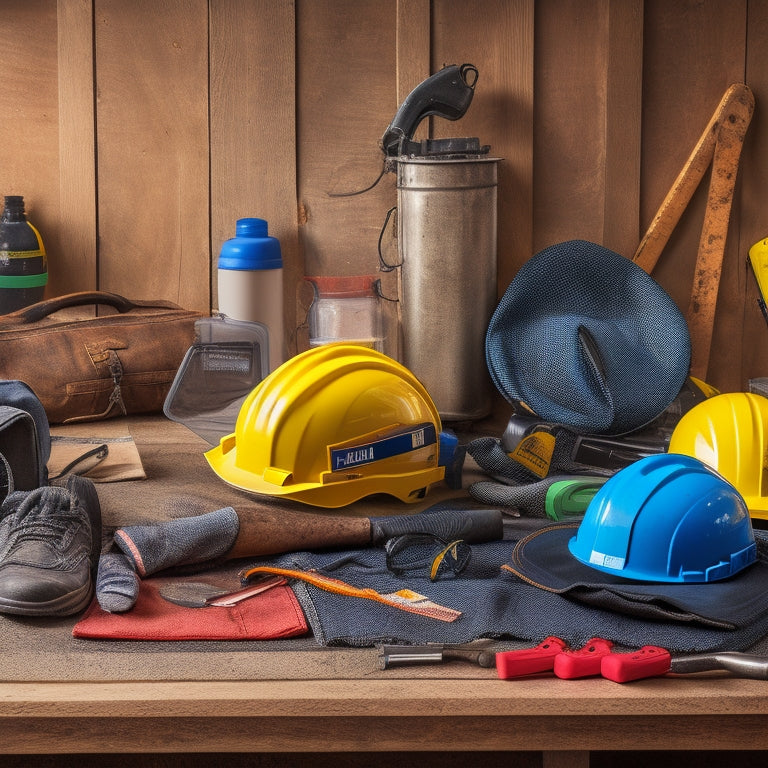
384,534,471,581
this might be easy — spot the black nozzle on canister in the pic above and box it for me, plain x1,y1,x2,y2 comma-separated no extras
380,63,489,162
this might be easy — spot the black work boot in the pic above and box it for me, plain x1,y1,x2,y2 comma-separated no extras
0,476,101,616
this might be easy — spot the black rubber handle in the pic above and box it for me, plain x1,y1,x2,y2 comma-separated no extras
370,507,503,545
380,63,478,156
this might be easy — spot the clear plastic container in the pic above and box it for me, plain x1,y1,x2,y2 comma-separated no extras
306,275,383,351
163,315,269,444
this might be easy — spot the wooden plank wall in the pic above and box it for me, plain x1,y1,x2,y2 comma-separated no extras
1,0,767,395
641,0,752,392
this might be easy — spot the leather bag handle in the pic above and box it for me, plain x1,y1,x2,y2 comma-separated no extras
1,291,183,326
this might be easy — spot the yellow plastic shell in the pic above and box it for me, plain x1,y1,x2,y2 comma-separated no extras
749,238,768,301
668,392,768,519
205,343,446,508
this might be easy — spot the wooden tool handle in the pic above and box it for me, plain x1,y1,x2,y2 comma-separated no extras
686,86,754,378
229,506,371,558
631,83,754,380
632,83,754,275
228,505,504,559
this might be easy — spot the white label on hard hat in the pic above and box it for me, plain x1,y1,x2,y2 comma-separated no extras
589,551,625,570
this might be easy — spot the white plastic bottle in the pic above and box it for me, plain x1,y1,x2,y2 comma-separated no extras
217,217,284,372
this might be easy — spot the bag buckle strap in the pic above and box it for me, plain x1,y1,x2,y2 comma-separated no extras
63,349,127,424
106,350,127,416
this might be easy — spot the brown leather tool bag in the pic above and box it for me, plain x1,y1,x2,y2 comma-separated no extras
0,291,202,424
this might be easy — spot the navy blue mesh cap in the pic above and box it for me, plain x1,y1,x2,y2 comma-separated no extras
485,240,691,435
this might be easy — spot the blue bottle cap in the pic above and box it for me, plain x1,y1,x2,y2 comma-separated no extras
218,218,283,271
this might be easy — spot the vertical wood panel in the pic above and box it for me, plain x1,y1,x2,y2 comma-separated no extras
0,0,61,297
3,0,767,396
94,0,210,310
57,0,97,294
396,0,431,103
534,0,610,248
432,0,534,295
602,0,643,258
209,0,297,358
533,0,643,259
642,0,748,391
295,0,397,356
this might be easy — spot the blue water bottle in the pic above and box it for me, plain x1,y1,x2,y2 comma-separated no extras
217,218,284,372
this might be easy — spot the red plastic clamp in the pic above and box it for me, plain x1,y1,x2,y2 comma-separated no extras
600,645,672,683
553,637,615,679
496,636,569,679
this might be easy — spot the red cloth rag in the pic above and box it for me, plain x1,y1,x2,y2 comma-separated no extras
72,576,309,641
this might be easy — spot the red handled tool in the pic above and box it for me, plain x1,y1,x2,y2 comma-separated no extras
496,637,613,680
601,646,768,683
497,638,768,683
600,645,672,683
552,637,614,679
495,637,569,678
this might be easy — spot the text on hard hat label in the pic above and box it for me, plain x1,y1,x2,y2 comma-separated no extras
330,423,437,472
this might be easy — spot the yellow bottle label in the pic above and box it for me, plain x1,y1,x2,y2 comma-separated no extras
0,222,46,262
0,249,43,259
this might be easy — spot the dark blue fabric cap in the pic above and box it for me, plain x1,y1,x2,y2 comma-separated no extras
485,240,691,435
505,523,768,630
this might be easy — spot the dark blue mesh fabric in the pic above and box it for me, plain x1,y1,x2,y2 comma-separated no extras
485,240,691,435
263,528,768,653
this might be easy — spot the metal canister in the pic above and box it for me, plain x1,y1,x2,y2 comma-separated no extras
396,156,499,421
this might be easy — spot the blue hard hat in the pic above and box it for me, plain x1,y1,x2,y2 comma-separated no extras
568,453,757,583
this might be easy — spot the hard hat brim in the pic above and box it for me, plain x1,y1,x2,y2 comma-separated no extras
503,523,768,628
205,439,446,509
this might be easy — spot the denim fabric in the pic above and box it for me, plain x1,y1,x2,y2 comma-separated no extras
264,528,768,653
507,524,768,628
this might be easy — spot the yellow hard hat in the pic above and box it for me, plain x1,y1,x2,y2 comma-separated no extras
204,343,453,508
668,392,768,519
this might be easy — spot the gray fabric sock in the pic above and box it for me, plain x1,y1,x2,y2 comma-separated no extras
96,551,140,613
113,506,240,577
